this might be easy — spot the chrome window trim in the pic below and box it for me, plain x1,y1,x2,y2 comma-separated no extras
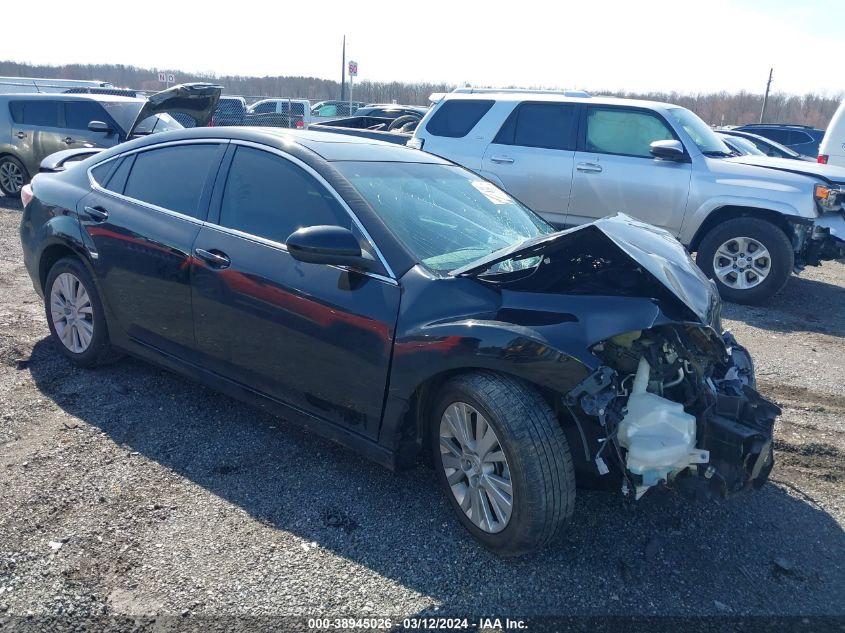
83,137,398,284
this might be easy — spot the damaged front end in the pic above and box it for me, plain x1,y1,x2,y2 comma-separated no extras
566,326,780,500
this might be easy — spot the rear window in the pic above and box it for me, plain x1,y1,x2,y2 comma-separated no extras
9,100,60,127
426,99,494,138
493,103,577,150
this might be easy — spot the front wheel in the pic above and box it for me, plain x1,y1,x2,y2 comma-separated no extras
696,217,794,305
431,372,575,557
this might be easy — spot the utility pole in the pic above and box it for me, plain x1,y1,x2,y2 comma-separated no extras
759,68,773,124
340,35,346,102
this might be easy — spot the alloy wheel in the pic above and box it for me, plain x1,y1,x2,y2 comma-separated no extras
712,236,770,290
0,160,24,194
439,402,513,533
50,272,94,354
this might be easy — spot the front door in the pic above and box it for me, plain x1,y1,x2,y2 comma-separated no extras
567,106,692,235
191,145,400,439
61,100,120,150
8,99,66,176
481,102,578,226
78,142,225,356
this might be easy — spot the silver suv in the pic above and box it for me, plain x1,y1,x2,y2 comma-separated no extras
410,91,845,304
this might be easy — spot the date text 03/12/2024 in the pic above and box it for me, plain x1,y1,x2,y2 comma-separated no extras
306,617,528,630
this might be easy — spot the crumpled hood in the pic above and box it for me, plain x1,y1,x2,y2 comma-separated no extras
128,83,223,136
453,213,720,325
725,155,845,186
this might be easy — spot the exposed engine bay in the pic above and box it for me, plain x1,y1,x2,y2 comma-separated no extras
565,326,780,500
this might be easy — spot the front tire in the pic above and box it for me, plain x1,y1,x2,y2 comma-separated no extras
0,155,28,197
696,217,793,305
431,372,575,557
44,257,120,367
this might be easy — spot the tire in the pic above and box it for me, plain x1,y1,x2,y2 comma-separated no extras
44,257,121,367
388,115,421,132
430,372,575,557
696,217,794,305
0,155,28,197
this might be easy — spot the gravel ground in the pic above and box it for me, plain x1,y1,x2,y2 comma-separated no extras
0,194,843,629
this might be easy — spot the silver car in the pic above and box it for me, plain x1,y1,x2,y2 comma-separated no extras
410,91,845,304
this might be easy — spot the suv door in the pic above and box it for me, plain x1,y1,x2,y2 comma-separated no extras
481,102,578,226
62,100,121,150
191,144,400,439
8,99,65,176
78,141,225,357
568,106,692,235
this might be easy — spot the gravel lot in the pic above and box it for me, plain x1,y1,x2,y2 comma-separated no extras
0,194,843,629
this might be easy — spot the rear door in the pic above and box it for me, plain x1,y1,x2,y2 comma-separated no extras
191,144,400,439
481,101,578,226
78,141,226,357
8,99,65,176
567,105,692,234
418,99,496,171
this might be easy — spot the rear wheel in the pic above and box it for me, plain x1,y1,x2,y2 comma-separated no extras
44,257,121,367
0,155,28,197
696,217,793,305
431,372,575,557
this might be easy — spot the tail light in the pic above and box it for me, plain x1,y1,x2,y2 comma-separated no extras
21,184,34,207
818,154,829,164
295,119,304,129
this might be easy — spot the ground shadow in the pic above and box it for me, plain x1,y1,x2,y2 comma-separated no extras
723,272,845,337
27,337,845,617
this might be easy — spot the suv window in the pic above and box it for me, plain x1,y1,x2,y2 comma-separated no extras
64,101,107,130
219,146,350,244
9,100,61,127
426,100,494,138
585,107,675,158
124,144,220,218
758,128,790,144
493,103,576,150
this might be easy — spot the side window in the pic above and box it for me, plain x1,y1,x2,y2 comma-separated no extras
252,102,275,114
64,101,108,130
123,145,220,218
425,100,494,138
760,129,790,144
585,108,675,158
787,130,812,145
219,147,350,244
11,100,60,127
91,159,120,188
494,103,576,150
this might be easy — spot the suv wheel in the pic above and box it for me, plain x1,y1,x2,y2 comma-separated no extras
0,156,28,197
431,372,575,557
696,217,793,305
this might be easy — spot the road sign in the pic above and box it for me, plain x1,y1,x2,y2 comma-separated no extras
348,61,358,77
167,74,175,83
158,72,166,82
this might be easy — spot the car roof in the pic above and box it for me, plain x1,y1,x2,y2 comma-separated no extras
100,126,451,164
436,91,678,111
0,92,142,104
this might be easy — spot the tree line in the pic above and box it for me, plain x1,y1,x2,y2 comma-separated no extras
1,60,841,127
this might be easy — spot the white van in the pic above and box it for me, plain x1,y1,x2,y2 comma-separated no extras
818,101,845,166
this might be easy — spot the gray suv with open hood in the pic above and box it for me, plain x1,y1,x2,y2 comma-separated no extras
0,83,221,197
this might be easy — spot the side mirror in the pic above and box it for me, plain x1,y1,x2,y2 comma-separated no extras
88,120,114,135
286,225,379,272
650,139,686,161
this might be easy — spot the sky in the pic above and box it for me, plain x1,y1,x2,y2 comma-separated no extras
6,0,845,96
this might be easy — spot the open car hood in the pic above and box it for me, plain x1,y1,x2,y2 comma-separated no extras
452,213,720,325
128,83,223,137
725,155,845,186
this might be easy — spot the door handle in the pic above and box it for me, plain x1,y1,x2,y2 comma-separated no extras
63,137,75,145
83,206,109,222
576,162,603,173
15,132,26,139
490,155,514,164
195,248,231,269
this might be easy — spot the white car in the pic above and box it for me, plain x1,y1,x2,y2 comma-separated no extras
819,100,845,167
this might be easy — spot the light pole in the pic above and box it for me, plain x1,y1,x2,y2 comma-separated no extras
759,68,773,124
